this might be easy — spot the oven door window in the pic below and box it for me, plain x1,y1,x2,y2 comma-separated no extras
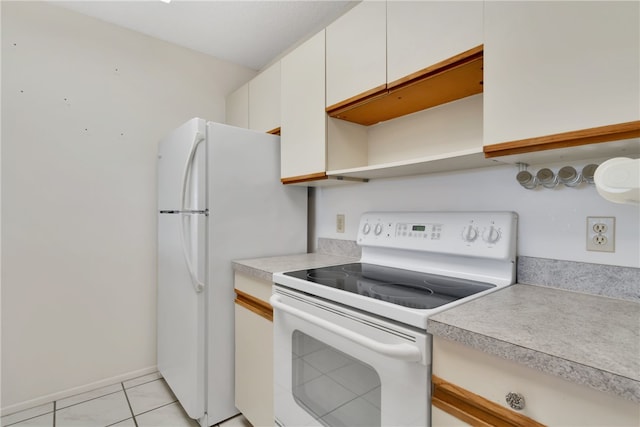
292,330,381,427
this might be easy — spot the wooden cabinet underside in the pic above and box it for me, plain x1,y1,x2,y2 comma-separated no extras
484,121,640,158
326,45,484,126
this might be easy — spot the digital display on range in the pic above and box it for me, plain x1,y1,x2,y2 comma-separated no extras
412,225,426,232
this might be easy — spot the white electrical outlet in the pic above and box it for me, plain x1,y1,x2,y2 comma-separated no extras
336,214,345,233
586,217,615,252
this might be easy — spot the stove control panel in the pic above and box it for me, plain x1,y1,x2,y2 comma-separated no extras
357,211,518,260
396,223,443,240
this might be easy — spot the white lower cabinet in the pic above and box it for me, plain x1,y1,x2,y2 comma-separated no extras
432,336,640,427
234,273,274,427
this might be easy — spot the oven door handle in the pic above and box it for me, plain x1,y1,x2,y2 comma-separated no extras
270,295,422,362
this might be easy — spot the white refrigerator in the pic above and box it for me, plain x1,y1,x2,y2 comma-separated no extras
157,118,307,426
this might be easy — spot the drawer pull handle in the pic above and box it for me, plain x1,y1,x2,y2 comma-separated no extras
506,392,526,410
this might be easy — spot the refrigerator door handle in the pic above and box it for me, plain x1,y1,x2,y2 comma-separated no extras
181,131,205,211
179,131,206,294
180,214,205,293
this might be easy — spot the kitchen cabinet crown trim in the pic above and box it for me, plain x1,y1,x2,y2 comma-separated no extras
326,45,484,126
234,289,272,322
432,375,546,427
484,120,640,158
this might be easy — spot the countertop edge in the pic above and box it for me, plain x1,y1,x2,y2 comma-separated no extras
427,319,640,403
232,253,359,283
232,261,274,282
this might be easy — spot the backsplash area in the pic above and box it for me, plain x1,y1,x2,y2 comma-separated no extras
517,257,639,302
317,237,361,258
312,162,640,268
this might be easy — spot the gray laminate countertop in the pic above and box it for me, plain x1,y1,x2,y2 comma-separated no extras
427,284,640,403
232,253,358,283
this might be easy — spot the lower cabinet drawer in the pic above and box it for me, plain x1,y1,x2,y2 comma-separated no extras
432,336,639,427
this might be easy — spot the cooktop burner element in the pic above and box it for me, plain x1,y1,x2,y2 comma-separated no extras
274,211,518,328
285,263,495,310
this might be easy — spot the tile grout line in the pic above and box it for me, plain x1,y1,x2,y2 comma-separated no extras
3,375,162,427
132,400,179,418
1,406,56,427
125,378,162,391
121,382,139,427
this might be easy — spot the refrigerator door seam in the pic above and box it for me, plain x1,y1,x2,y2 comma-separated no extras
160,210,208,215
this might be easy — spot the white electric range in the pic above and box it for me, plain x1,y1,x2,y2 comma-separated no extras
271,211,518,427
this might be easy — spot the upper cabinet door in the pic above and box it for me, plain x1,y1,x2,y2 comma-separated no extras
226,83,249,129
248,61,281,133
387,1,483,85
484,1,640,146
326,1,387,108
280,30,327,180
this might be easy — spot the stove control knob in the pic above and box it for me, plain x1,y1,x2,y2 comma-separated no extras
462,225,478,242
362,223,371,235
374,223,383,236
483,226,501,244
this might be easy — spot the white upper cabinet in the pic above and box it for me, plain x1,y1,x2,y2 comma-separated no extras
484,1,640,147
248,61,280,133
387,1,483,84
225,83,249,129
325,1,387,108
280,30,327,181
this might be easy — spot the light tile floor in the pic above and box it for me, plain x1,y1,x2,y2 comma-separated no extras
1,373,252,427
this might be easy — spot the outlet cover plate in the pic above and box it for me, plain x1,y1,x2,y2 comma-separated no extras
586,217,615,252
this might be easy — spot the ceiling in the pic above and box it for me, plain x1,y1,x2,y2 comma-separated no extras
50,0,358,71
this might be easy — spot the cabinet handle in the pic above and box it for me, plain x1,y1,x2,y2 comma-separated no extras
505,392,526,410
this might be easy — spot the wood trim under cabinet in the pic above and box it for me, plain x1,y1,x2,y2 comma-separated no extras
326,45,484,126
325,84,389,118
432,375,546,427
281,171,329,185
267,127,281,136
388,45,484,90
235,289,273,322
483,120,640,158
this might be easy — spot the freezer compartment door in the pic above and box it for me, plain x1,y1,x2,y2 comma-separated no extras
157,212,207,420
158,118,207,212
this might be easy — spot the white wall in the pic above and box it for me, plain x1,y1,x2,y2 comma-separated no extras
314,159,640,268
1,1,256,410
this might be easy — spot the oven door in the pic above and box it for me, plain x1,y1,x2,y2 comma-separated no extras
271,286,431,427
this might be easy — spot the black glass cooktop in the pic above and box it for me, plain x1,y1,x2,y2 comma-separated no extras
284,263,495,310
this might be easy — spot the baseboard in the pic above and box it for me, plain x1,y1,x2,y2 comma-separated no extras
1,365,158,417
